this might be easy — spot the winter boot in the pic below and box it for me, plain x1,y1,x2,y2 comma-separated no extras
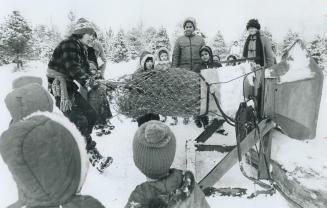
106,119,115,130
201,116,209,129
160,115,167,123
170,116,178,126
87,147,113,173
194,116,202,128
183,117,190,125
215,119,228,136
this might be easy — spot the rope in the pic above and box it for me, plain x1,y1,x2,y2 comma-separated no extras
209,66,263,86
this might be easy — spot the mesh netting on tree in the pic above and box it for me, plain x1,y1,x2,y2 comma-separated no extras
113,68,205,118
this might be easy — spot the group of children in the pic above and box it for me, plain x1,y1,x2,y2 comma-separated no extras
0,16,276,208
0,76,211,208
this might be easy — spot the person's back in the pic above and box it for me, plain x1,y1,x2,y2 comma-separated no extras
125,121,210,208
126,169,210,208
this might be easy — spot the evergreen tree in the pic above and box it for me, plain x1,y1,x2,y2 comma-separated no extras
32,24,62,62
171,22,183,46
150,26,171,53
262,27,278,55
65,11,76,37
282,30,300,53
307,35,327,69
111,29,129,63
211,30,227,56
104,28,115,60
144,27,157,52
126,27,144,59
0,11,33,68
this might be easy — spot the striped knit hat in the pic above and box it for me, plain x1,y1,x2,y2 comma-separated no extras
73,18,95,35
133,120,176,179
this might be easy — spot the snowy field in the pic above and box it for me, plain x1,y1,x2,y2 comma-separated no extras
0,60,326,207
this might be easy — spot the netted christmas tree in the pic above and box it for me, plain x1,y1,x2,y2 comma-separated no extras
0,11,33,68
111,29,129,63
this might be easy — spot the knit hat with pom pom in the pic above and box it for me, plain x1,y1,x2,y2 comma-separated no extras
133,120,176,179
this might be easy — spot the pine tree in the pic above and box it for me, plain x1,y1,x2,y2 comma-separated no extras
307,35,327,69
172,22,184,46
111,29,129,63
65,11,76,37
126,27,144,59
262,27,278,55
31,24,62,62
144,27,157,52
150,27,171,53
0,11,33,68
104,28,115,60
282,30,300,54
211,30,227,56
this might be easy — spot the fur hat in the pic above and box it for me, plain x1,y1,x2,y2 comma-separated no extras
73,18,96,35
183,17,197,29
133,120,176,179
5,83,53,123
0,84,104,207
0,112,105,207
246,19,261,30
139,51,154,69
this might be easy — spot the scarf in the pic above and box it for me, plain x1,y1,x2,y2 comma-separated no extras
243,32,264,66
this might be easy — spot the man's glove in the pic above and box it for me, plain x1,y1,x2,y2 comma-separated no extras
85,78,99,91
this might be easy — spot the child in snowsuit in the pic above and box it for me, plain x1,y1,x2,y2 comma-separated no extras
193,46,222,129
155,47,171,70
125,120,211,208
0,82,105,208
47,18,112,173
134,51,161,127
226,54,238,66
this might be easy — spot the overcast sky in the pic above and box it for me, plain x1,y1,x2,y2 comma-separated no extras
1,0,327,43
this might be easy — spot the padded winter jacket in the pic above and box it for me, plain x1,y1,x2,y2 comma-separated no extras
125,169,210,208
172,34,205,72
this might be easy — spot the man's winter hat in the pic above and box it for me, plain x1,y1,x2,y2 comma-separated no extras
246,19,261,30
73,18,96,35
133,120,176,179
0,112,104,207
183,17,197,29
5,83,53,123
139,51,154,69
156,47,170,61
12,76,43,89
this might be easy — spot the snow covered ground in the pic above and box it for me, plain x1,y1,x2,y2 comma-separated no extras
0,60,326,207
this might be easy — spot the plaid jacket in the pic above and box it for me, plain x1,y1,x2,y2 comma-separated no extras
48,38,91,86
